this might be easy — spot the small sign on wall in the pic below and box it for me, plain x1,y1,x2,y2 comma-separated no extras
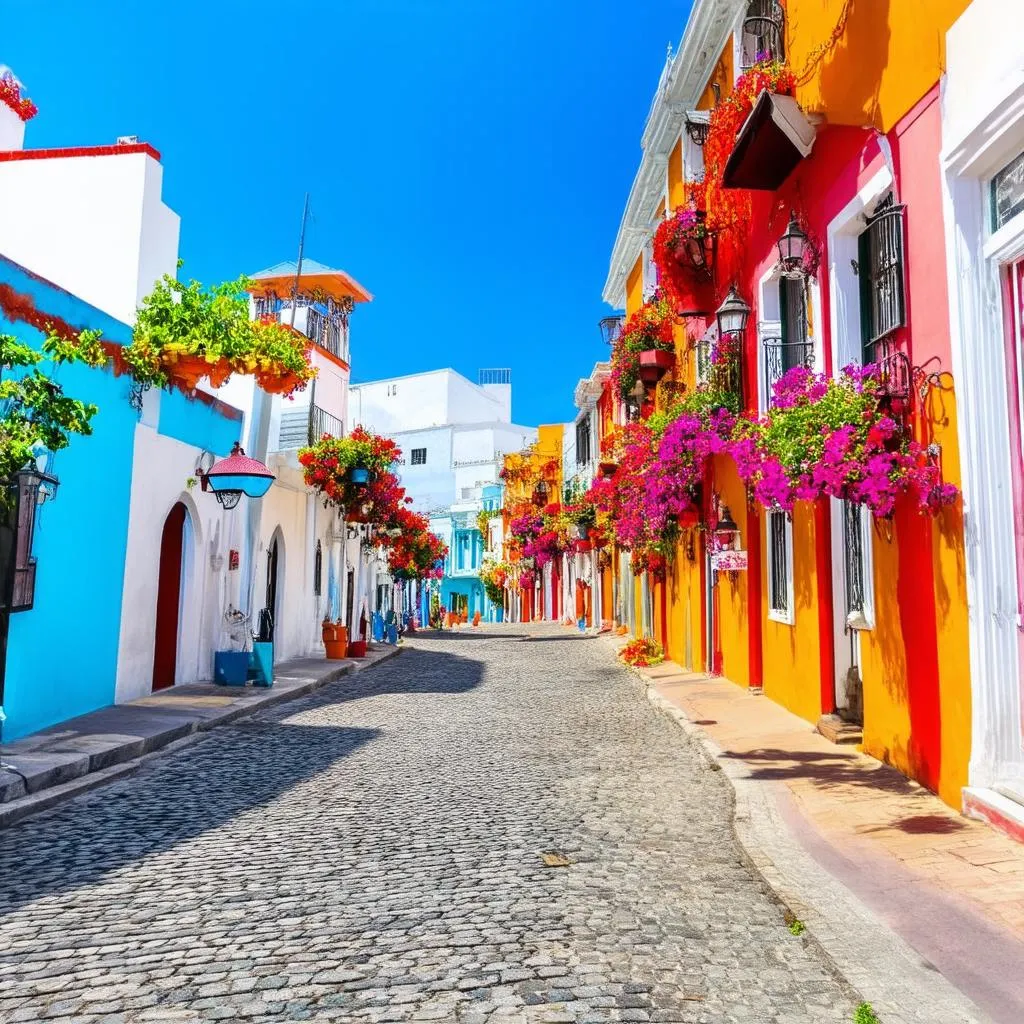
711,550,748,572
228,549,240,571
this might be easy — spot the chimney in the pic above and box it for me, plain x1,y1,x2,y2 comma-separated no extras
0,66,34,152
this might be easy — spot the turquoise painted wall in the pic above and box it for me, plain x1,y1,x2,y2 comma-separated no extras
0,255,241,740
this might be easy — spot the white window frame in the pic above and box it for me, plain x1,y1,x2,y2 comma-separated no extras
641,237,658,300
682,127,705,186
825,166,892,637
756,264,824,413
765,509,794,625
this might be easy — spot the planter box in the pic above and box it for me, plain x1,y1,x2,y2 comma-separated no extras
250,642,274,687
638,349,675,383
214,651,249,686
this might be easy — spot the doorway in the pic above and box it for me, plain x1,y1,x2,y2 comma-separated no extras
263,533,281,645
152,502,188,691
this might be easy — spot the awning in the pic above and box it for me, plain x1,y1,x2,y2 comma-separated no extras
723,91,816,191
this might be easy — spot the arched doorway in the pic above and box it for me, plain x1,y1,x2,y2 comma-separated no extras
152,502,188,691
265,535,279,640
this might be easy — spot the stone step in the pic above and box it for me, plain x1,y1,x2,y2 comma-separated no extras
816,713,863,745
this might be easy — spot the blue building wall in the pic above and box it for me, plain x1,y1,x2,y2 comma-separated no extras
0,255,240,740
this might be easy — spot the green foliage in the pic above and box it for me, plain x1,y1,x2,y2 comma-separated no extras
787,919,806,936
123,269,314,390
854,1003,880,1024
0,329,105,488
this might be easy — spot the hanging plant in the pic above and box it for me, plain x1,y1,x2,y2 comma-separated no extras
298,427,401,508
652,196,719,311
731,365,959,516
609,293,676,400
123,268,317,397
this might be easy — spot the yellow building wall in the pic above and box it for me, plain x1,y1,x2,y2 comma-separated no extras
761,503,822,724
668,139,685,209
626,257,643,317
928,385,971,808
787,0,971,133
714,457,749,688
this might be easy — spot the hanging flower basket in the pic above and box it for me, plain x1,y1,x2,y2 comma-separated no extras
638,348,676,384
166,354,232,392
257,369,305,396
598,461,618,479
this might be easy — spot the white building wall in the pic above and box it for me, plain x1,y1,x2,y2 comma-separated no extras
115,395,243,704
941,1,1024,822
0,149,179,325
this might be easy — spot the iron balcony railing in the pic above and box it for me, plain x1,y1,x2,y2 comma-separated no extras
276,404,344,450
762,337,815,407
254,297,350,363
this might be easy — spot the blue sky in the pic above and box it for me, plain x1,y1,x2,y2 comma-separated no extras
4,0,692,427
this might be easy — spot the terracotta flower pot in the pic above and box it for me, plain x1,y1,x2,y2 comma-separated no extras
258,371,302,396
324,637,348,660
322,622,348,649
167,354,231,392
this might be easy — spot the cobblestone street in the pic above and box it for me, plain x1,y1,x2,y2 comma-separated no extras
0,628,858,1024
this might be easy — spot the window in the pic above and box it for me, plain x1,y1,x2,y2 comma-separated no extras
842,501,869,625
763,278,812,406
641,239,657,300
859,192,906,354
991,148,1024,232
313,540,322,597
386,383,398,397
411,448,427,465
766,509,792,623
576,415,592,466
740,0,784,72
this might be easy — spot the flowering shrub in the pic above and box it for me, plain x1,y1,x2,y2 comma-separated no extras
652,58,797,307
479,559,510,604
124,271,316,396
298,427,402,513
652,198,716,312
0,72,37,121
609,293,676,400
619,637,664,668
519,567,536,589
732,365,959,516
387,509,447,580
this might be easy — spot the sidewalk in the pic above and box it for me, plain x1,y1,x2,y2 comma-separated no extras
613,645,1024,1024
0,643,402,829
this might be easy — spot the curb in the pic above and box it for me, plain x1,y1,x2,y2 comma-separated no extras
0,646,404,831
609,643,990,1024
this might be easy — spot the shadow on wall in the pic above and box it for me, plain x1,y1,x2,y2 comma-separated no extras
812,0,892,130
0,648,487,914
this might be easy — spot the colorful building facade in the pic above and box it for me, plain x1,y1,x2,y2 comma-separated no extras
588,0,979,813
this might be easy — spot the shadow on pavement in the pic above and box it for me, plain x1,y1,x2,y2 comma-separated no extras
0,648,486,913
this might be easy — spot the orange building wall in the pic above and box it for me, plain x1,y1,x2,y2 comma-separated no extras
787,0,971,133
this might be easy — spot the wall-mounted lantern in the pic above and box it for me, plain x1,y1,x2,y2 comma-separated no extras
531,479,549,508
599,315,625,346
715,287,751,339
777,211,809,277
199,442,275,510
714,505,739,547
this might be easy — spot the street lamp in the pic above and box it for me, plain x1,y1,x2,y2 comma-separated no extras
777,211,809,276
199,442,275,510
715,286,751,338
714,505,739,547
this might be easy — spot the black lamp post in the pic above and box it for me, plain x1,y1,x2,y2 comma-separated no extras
777,211,809,276
715,287,751,338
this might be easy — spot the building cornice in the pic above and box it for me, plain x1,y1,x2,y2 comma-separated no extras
601,0,743,309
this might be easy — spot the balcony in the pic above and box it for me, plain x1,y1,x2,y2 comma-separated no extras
695,340,743,406
254,296,350,363
275,404,344,451
762,337,814,407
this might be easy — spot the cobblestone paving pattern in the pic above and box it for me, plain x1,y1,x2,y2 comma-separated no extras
0,627,858,1023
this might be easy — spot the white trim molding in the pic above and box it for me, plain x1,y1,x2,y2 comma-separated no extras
941,37,1024,809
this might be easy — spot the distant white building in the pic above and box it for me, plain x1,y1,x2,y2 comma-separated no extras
349,368,537,621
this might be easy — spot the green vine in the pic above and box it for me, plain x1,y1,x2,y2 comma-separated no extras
0,328,106,491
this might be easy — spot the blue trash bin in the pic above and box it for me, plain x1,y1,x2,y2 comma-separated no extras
214,651,249,686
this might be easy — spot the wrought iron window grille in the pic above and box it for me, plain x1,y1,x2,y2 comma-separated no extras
762,337,814,406
768,509,789,615
861,192,907,348
740,0,785,71
842,501,866,620
694,340,743,404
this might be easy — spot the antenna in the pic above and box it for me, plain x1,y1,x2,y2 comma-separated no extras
290,192,310,328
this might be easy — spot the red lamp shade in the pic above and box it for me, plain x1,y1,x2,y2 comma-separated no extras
203,442,275,509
